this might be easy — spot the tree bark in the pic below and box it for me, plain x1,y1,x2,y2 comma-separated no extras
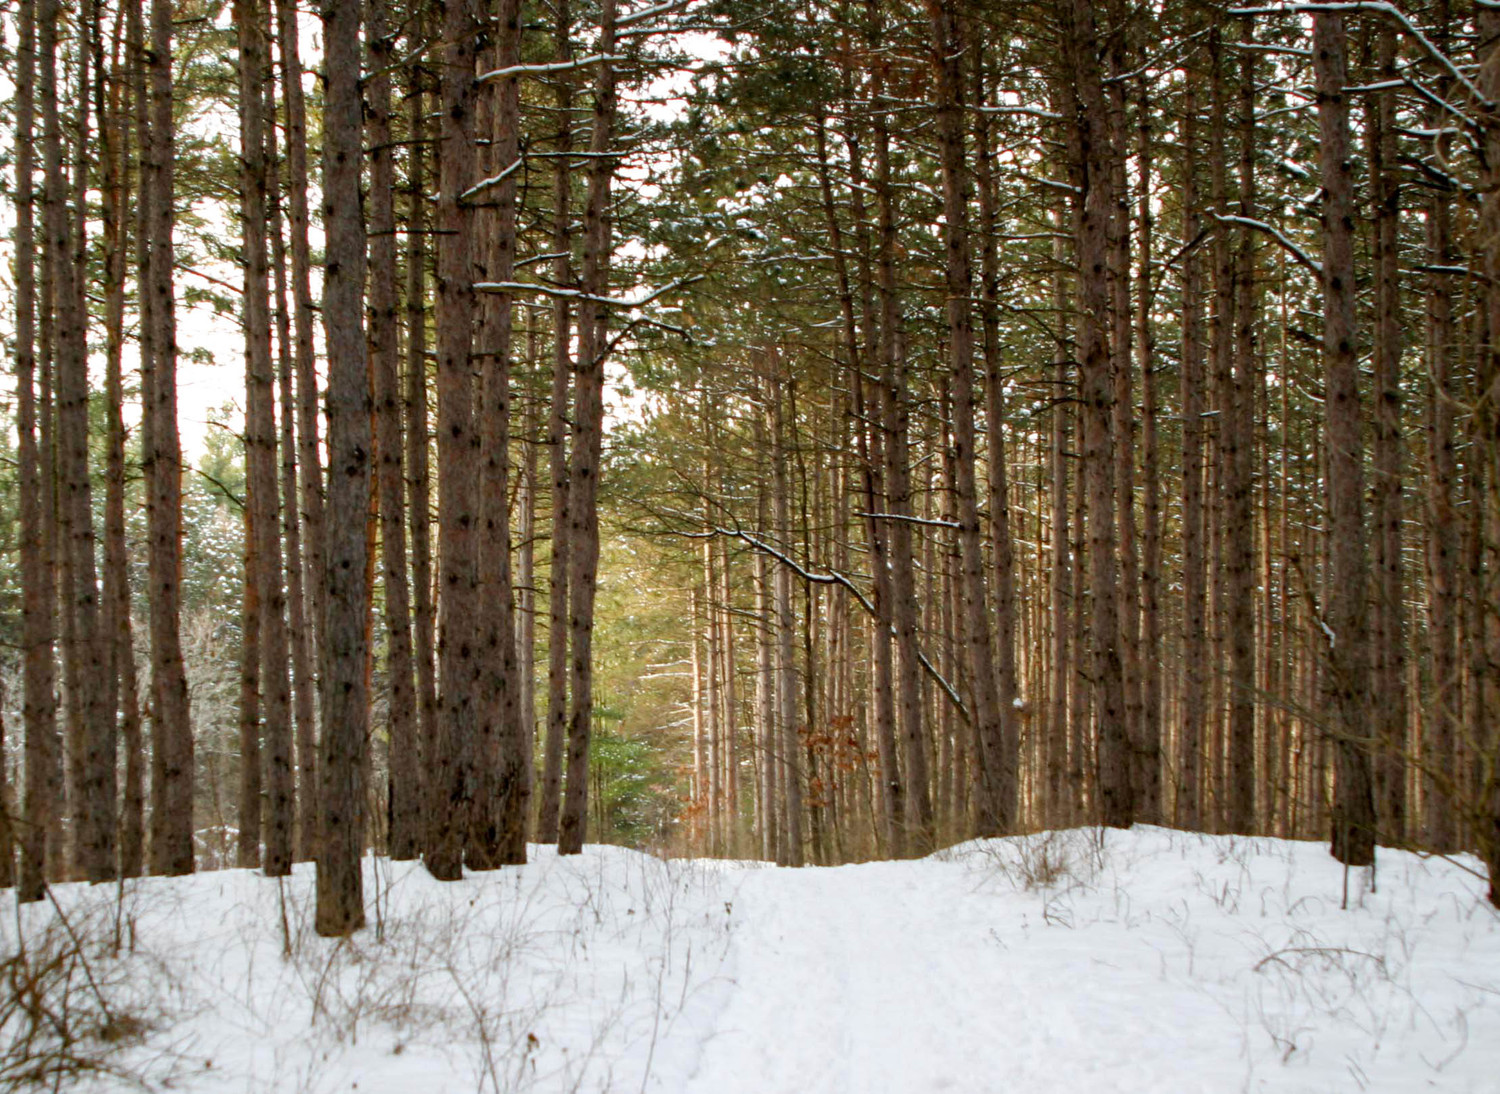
473,0,529,867
366,0,421,862
15,0,58,902
276,0,324,859
429,0,482,880
925,0,1012,834
1067,0,1132,828
315,0,371,936
1313,11,1376,867
558,0,620,856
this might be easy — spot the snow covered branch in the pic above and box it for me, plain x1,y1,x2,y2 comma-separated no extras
1208,211,1323,277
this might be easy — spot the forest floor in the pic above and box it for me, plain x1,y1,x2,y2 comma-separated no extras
4,827,1497,1093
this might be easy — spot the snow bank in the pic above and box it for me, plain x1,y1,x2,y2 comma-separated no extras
4,828,1495,1092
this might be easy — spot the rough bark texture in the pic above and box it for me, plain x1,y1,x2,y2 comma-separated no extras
146,0,194,877
926,0,1012,835
1367,26,1407,842
1178,61,1207,832
276,0,323,860
472,0,529,867
403,60,438,862
15,0,57,902
538,0,575,845
429,0,482,881
315,0,371,936
1314,12,1376,868
239,0,295,875
1225,37,1258,836
558,0,620,856
1068,0,1132,828
367,0,421,862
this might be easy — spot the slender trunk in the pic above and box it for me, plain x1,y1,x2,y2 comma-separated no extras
315,0,371,936
101,23,143,878
558,0,620,855
538,0,575,844
1179,56,1208,832
1224,34,1257,835
267,44,316,874
1314,12,1376,867
1367,26,1406,842
770,370,805,864
473,0,528,866
15,0,57,901
403,57,438,860
367,0,420,861
277,0,324,858
429,0,482,880
926,0,1011,833
973,39,1020,838
1068,0,1131,827
1135,71,1163,824
239,0,294,874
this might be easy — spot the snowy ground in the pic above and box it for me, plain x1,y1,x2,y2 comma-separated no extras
4,827,1497,1092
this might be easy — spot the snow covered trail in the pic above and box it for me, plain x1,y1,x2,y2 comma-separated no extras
676,829,1500,1094
685,859,1030,1093
6,828,1497,1093
681,852,1207,1094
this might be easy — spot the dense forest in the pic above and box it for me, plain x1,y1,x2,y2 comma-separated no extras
1,0,1498,937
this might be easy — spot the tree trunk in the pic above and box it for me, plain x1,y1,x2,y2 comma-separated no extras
239,0,295,875
1314,11,1376,868
473,0,529,867
142,0,194,877
538,0,575,845
1367,25,1406,844
276,0,324,859
1178,54,1208,832
1224,34,1258,835
558,0,620,856
429,0,482,880
15,0,58,902
403,54,438,862
1067,0,1131,828
365,0,420,862
315,0,371,936
925,0,1012,834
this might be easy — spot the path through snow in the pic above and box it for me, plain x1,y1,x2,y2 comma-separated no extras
5,828,1497,1093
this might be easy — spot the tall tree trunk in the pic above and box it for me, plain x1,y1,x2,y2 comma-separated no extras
239,0,295,875
973,38,1020,839
367,0,420,861
1367,26,1406,843
429,0,482,880
315,0,371,936
266,46,316,877
144,0,193,878
770,370,805,864
1134,71,1163,825
101,18,144,879
1048,211,1073,828
1067,0,1132,828
1178,53,1208,832
46,0,114,883
1314,11,1376,867
15,0,58,902
238,521,263,868
558,0,620,855
473,0,529,867
925,0,1012,834
403,54,438,861
538,0,575,844
277,0,324,859
1224,34,1258,835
